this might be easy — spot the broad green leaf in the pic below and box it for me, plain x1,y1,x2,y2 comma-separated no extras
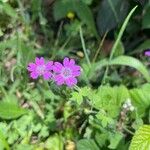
53,0,74,21
97,0,129,35
129,125,150,150
142,6,150,29
0,101,27,120
73,0,98,37
77,139,99,150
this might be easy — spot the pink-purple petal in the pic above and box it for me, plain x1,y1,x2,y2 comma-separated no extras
35,57,44,65
72,71,81,77
27,63,36,71
53,62,63,73
43,72,52,80
46,61,53,70
30,72,39,79
66,77,77,87
72,65,81,71
54,75,65,85
63,57,70,66
69,59,75,65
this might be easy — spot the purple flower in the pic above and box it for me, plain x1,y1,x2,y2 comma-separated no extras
27,57,53,80
145,51,150,56
53,57,81,87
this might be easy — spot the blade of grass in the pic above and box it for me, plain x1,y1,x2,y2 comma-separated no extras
102,5,138,84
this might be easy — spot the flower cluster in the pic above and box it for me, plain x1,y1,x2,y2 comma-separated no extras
122,98,134,112
27,57,81,87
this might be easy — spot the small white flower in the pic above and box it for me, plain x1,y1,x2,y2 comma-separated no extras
123,103,128,109
123,98,135,112
130,106,135,111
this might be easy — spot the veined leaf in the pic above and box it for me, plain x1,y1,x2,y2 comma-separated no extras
0,101,27,120
129,125,150,150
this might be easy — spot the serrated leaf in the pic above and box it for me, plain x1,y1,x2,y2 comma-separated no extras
130,84,150,117
0,101,27,120
129,125,150,150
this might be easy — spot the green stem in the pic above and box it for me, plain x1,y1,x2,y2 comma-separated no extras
79,26,91,68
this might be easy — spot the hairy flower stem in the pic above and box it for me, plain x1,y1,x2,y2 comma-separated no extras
79,26,91,68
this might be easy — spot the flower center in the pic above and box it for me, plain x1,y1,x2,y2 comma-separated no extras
36,65,46,75
62,68,72,78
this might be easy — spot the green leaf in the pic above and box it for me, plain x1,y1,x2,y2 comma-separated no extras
108,132,123,149
93,85,129,118
53,0,74,21
142,6,150,29
129,125,150,150
73,0,98,37
70,87,91,105
77,139,99,150
0,101,27,120
130,84,150,117
97,0,129,35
